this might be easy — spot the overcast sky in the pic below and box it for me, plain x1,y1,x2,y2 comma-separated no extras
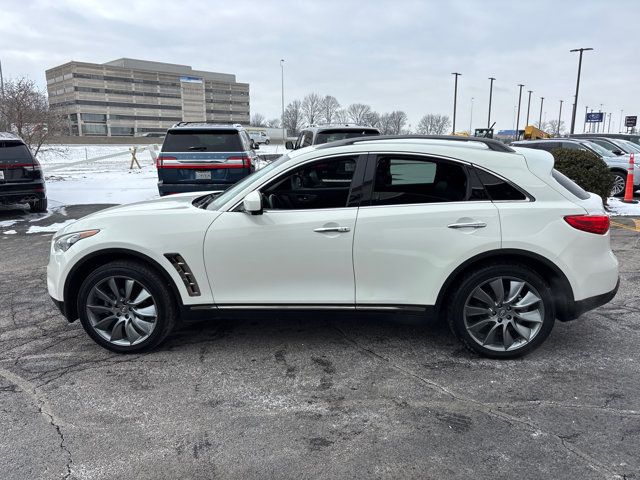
1,0,639,133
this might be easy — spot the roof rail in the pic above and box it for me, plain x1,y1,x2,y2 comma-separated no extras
315,135,515,152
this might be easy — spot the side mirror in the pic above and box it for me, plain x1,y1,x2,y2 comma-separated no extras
243,191,263,215
285,141,294,150
613,150,623,156
253,143,260,150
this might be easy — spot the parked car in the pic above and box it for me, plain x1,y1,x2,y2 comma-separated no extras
48,135,618,359
285,124,380,150
569,135,640,156
570,133,640,148
0,132,47,212
248,130,270,145
155,123,257,196
512,138,640,196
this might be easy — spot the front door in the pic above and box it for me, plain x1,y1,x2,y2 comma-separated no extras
203,154,365,306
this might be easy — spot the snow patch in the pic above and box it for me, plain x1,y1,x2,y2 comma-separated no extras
607,197,640,216
2,230,17,235
0,219,18,228
26,219,76,234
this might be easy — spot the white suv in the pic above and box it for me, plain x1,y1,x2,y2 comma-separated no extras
47,136,619,358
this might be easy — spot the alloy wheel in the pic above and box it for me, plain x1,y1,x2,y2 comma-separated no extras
463,276,545,352
85,276,158,346
611,174,626,196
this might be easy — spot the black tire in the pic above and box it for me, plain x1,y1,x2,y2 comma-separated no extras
29,198,48,213
265,139,270,145
611,172,627,197
77,260,177,353
447,263,555,359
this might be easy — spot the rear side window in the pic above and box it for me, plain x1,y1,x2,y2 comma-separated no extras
315,129,379,145
552,169,590,200
475,169,527,201
371,155,468,205
0,141,32,163
162,130,243,152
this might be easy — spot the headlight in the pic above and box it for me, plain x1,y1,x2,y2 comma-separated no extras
53,230,100,252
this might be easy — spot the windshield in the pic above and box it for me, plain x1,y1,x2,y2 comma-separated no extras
582,141,615,157
208,155,290,210
315,129,380,145
162,129,243,152
616,139,640,153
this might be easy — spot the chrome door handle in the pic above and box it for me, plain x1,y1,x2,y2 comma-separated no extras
447,222,487,229
314,226,351,233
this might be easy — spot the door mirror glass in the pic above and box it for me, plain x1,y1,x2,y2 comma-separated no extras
285,141,294,150
243,191,263,215
612,149,623,155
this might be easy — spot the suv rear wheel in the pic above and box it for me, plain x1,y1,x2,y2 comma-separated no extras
447,263,555,359
611,171,626,197
77,260,177,353
29,198,48,213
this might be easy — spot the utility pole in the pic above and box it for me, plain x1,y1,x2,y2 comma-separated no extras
451,72,461,134
515,84,524,140
525,90,533,126
557,100,563,136
539,97,544,129
487,77,495,128
569,47,594,134
280,59,285,144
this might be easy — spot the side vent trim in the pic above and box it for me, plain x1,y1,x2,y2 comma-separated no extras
164,253,201,296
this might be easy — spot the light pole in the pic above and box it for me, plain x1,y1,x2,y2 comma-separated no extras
487,77,495,128
515,84,524,140
583,106,588,133
619,109,624,133
569,47,594,134
538,97,545,129
525,90,533,127
608,113,612,133
598,104,603,133
557,100,563,136
451,72,461,134
469,97,474,133
280,59,285,144
0,59,5,131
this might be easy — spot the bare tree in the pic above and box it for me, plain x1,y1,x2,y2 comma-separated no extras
0,77,64,156
388,111,408,134
378,113,394,135
250,113,267,127
301,93,323,125
347,103,372,125
334,109,349,124
266,118,281,128
320,95,340,124
283,100,303,136
365,111,381,128
545,119,566,137
416,114,452,135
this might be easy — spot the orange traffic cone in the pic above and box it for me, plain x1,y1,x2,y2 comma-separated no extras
622,153,636,203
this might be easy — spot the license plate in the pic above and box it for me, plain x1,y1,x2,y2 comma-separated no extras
195,171,211,180
0,170,4,180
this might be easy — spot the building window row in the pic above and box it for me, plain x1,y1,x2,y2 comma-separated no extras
75,87,181,99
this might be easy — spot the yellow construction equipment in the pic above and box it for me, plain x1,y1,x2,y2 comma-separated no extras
523,125,551,140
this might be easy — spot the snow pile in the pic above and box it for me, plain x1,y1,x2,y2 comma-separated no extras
607,197,640,216
26,219,77,234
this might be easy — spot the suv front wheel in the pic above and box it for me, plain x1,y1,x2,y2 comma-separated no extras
447,263,555,359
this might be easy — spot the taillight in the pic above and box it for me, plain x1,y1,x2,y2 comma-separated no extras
227,156,252,168
156,155,176,168
564,215,610,235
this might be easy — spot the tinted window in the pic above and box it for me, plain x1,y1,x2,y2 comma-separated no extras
315,129,379,145
552,169,590,200
162,130,243,152
302,131,313,147
371,156,467,205
263,156,357,210
0,142,32,163
476,168,527,201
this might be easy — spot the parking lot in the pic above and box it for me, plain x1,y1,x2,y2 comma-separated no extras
0,205,639,480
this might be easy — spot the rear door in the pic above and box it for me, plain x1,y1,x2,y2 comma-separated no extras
0,141,38,187
353,153,501,307
157,129,252,188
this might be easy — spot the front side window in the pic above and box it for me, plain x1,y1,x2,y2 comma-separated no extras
262,156,358,210
302,131,314,147
371,155,468,205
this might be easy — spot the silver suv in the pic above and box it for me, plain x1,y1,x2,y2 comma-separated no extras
285,124,380,150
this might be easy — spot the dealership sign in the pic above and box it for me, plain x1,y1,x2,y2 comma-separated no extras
585,112,604,123
625,116,637,128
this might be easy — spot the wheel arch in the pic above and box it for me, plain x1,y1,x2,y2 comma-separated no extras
63,248,183,322
434,249,575,321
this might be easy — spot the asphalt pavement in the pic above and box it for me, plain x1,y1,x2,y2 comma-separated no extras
1,204,639,480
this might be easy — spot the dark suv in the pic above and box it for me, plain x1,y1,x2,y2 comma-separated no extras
285,124,380,150
0,133,47,212
156,123,257,196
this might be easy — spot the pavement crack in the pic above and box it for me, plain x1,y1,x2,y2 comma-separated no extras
0,367,73,478
331,324,626,480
